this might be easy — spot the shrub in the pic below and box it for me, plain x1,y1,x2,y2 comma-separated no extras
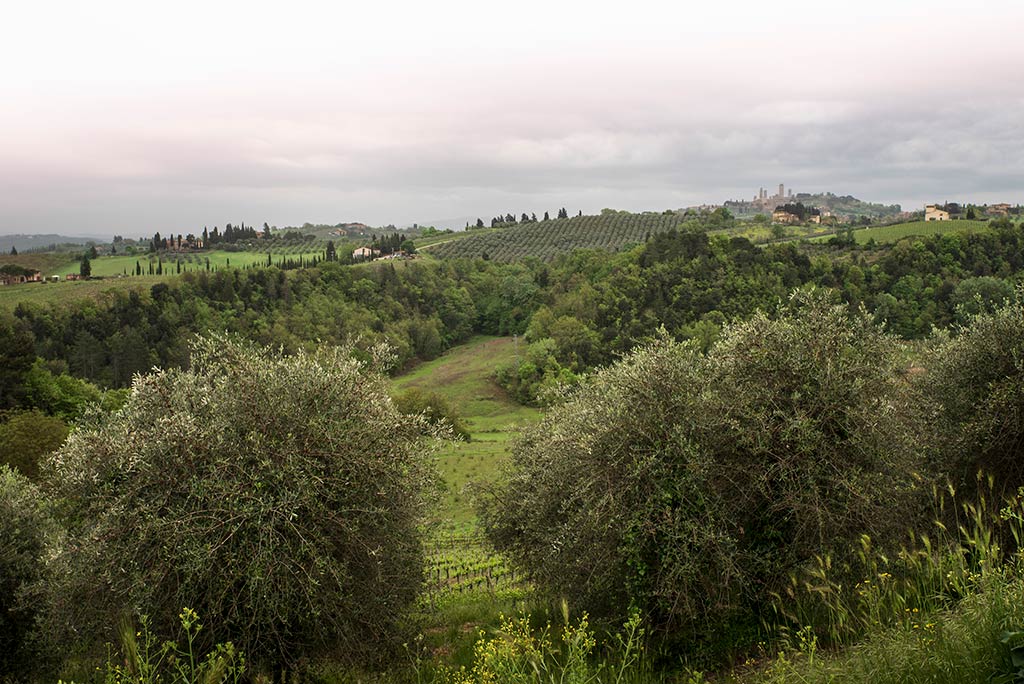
0,409,69,480
393,387,470,440
44,335,441,669
480,292,921,646
923,292,1024,494
0,465,57,680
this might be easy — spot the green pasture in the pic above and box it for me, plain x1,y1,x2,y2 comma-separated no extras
0,249,330,310
0,276,160,311
55,249,328,277
393,336,540,527
810,220,992,245
0,252,78,274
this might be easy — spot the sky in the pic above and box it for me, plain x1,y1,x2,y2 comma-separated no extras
2,0,1022,237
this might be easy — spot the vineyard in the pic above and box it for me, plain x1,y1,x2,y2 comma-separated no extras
428,213,683,262
421,533,526,607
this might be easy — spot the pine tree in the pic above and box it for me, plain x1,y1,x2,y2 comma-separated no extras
543,211,550,221
9,246,17,255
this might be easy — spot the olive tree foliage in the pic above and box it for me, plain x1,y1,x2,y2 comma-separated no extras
922,290,1024,493
44,335,442,667
480,291,921,635
0,466,58,680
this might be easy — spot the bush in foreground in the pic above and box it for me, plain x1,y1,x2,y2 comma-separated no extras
45,335,441,669
393,387,471,440
0,465,57,680
481,292,921,647
0,409,69,480
923,291,1024,495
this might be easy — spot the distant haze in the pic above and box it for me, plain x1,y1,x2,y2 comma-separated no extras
2,0,1022,237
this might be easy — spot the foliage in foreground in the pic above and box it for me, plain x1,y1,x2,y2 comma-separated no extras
0,465,57,680
427,605,654,684
749,565,1024,684
43,335,442,669
92,609,245,684
481,291,921,649
393,388,471,441
923,288,1024,495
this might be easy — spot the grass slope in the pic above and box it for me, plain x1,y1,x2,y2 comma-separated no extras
0,250,328,311
59,249,328,277
810,220,991,245
0,252,78,274
0,276,164,312
428,213,682,262
393,337,539,527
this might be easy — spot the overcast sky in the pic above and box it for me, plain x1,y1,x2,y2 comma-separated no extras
2,0,1022,236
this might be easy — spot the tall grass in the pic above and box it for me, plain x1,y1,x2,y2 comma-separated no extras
746,480,1024,683
769,479,1024,647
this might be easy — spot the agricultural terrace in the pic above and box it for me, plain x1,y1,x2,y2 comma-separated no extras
428,212,683,262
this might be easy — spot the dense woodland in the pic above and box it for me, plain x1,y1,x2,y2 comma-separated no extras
3,217,1021,399
3,215,1024,682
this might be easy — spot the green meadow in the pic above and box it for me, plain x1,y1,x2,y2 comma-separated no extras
811,220,991,245
56,249,328,277
393,336,540,527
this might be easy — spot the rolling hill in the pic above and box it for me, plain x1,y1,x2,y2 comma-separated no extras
426,212,682,262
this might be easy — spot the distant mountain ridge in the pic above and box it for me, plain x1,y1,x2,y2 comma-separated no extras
0,233,107,253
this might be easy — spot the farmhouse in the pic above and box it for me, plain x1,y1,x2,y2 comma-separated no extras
352,246,380,260
987,203,1012,217
771,209,801,225
925,205,950,221
0,265,42,286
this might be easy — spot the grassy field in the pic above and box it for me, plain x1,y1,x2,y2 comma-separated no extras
0,276,165,311
809,220,991,245
393,337,540,528
0,249,330,310
391,337,540,653
0,252,78,274
54,249,329,277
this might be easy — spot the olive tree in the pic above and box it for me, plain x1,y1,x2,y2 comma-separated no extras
45,335,441,667
0,466,57,680
922,291,1024,493
481,291,921,636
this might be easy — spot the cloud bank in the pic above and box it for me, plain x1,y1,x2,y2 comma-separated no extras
1,0,1022,234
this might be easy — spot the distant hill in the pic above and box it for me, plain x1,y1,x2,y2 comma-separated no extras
0,234,107,253
427,212,682,263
